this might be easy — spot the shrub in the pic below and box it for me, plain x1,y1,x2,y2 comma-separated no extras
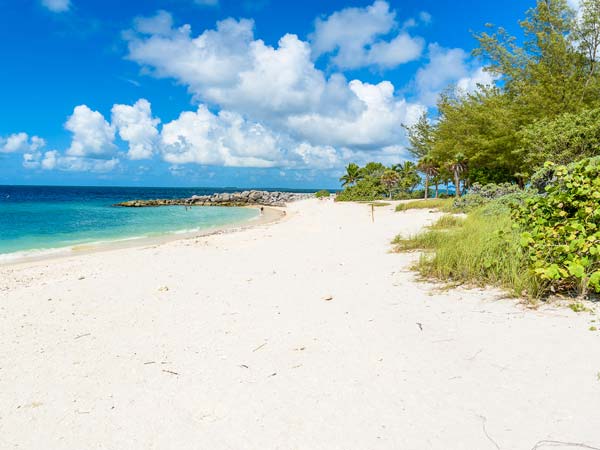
315,190,331,198
513,158,600,297
335,177,386,201
453,182,522,211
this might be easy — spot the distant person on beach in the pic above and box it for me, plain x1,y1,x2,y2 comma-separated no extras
260,206,264,216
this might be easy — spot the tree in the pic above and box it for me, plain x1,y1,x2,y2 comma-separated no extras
447,153,468,197
417,155,439,199
394,161,421,194
360,162,386,179
339,163,362,187
380,170,400,199
519,107,600,167
403,112,435,159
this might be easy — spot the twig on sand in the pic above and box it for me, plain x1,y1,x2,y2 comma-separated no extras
74,333,91,340
252,342,267,352
416,322,423,331
477,415,500,450
467,349,483,361
162,369,179,376
531,441,600,450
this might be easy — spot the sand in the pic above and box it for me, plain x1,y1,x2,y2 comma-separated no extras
1,198,599,449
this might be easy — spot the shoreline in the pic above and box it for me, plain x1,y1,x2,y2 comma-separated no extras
0,205,285,267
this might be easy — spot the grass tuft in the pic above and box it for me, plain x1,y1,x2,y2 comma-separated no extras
427,214,465,230
395,198,454,212
393,202,541,299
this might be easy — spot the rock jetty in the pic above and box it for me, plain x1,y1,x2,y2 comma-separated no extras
115,190,313,208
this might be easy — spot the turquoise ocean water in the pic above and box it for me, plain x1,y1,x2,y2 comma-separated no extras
0,186,278,258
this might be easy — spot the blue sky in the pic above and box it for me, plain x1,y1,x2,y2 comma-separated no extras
0,0,534,188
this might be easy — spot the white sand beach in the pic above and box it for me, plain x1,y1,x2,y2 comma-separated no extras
1,198,599,449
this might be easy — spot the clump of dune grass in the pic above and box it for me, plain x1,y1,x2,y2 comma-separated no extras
427,214,464,230
368,201,391,207
393,202,541,299
395,198,454,212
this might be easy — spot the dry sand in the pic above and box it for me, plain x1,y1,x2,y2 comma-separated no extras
1,198,599,449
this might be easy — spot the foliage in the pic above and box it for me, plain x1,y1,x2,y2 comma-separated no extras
360,162,386,179
315,190,331,198
393,161,421,193
453,182,523,211
339,163,362,187
335,176,386,201
430,0,600,184
395,198,454,212
395,201,540,298
519,108,600,169
513,157,600,296
380,170,401,199
417,155,440,199
336,161,422,201
447,153,468,197
427,214,465,230
403,112,435,159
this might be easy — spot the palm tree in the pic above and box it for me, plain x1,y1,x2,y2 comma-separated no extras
393,161,420,194
380,169,400,199
447,153,468,198
417,155,439,199
339,163,362,187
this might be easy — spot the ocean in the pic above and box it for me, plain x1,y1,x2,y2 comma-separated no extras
0,185,312,259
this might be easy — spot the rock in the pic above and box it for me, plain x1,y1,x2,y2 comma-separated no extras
114,190,314,208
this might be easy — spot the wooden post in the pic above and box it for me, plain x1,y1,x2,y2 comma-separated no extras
371,204,374,223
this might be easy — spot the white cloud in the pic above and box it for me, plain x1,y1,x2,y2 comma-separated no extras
41,0,71,13
456,67,497,95
132,10,173,35
23,150,119,172
415,44,495,105
65,105,116,158
160,106,281,168
124,11,425,167
287,80,424,149
112,99,160,160
310,0,424,70
1,132,46,153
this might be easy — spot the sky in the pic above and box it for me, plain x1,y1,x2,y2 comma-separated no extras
0,0,542,188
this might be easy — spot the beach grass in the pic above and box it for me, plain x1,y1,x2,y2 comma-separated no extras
395,198,454,212
393,205,541,298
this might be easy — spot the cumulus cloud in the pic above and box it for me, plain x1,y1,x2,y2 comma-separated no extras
124,10,424,166
310,0,424,70
1,132,46,153
456,67,497,95
23,150,119,172
112,99,160,160
161,106,279,167
41,0,71,13
415,44,495,105
65,105,116,158
287,80,424,149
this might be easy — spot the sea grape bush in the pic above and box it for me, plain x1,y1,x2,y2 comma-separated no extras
513,158,600,296
453,182,523,211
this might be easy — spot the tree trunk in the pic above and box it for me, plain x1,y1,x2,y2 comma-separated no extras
424,175,429,199
446,182,449,196
435,182,439,198
454,172,461,198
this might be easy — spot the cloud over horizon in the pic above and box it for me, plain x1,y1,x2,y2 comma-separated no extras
17,1,491,175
